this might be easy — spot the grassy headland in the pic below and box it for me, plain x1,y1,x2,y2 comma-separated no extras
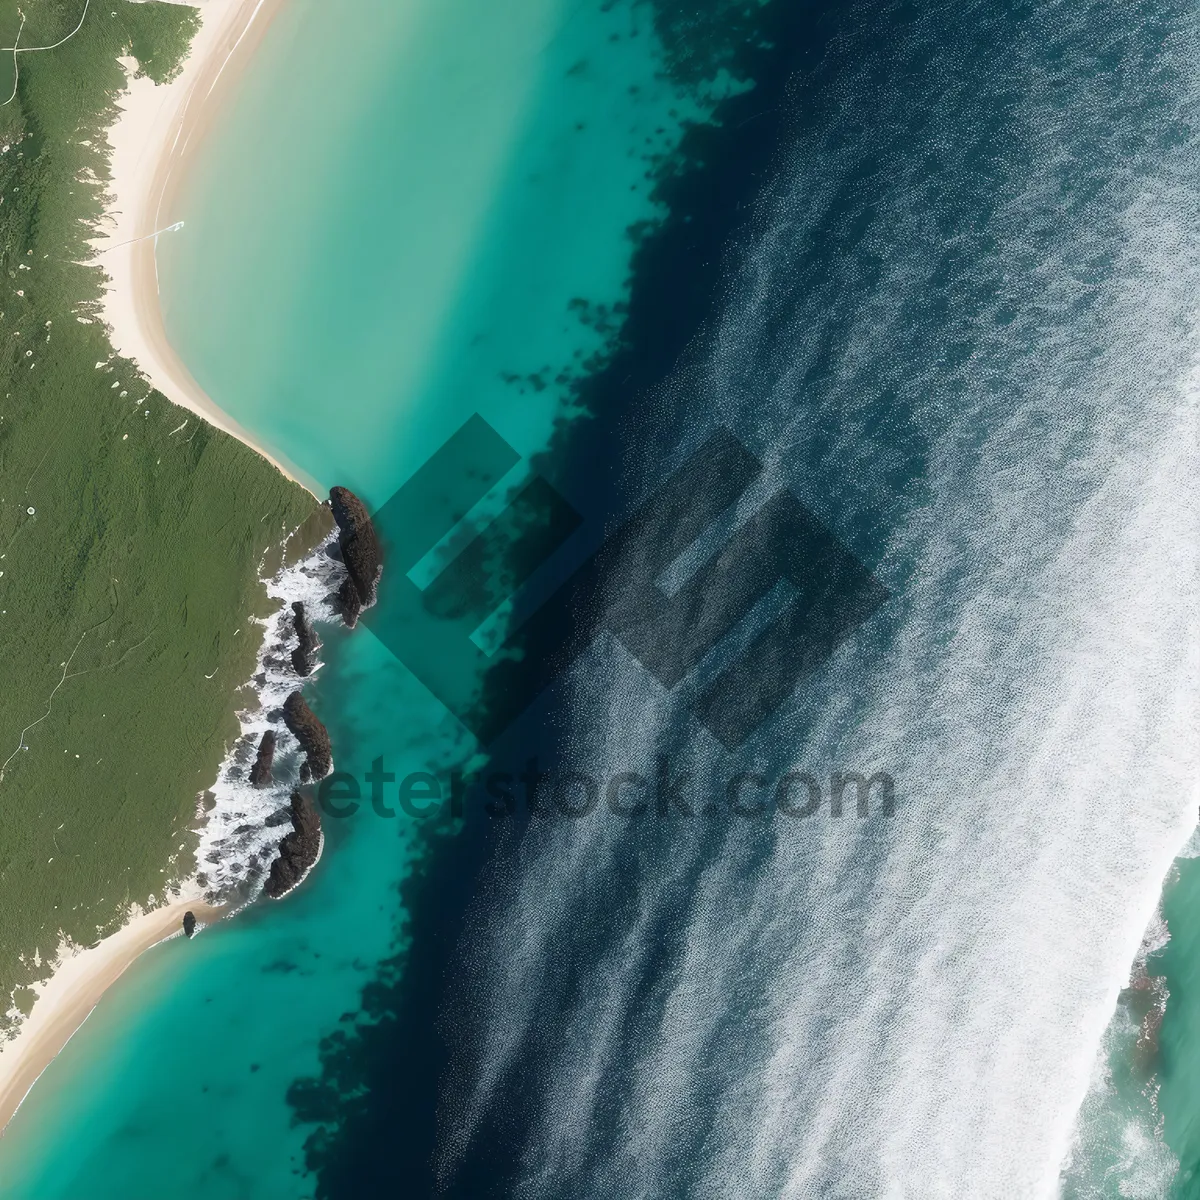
0,1,319,1027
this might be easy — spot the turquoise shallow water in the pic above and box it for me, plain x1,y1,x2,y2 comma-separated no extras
0,1,731,1195
1159,858,1200,1194
158,0,728,492
2,0,1198,1195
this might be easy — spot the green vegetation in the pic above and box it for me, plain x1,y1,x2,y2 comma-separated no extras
0,1,319,1025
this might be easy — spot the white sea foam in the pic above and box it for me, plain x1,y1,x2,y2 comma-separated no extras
439,1,1200,1195
192,535,345,900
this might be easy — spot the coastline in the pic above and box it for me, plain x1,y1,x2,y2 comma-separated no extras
0,899,224,1134
0,521,346,1135
91,0,320,497
0,0,307,1140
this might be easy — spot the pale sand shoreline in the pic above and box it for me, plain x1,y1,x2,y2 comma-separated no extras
92,0,321,497
0,899,224,1134
0,0,301,1138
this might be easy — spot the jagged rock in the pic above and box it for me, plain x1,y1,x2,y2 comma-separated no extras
336,576,362,629
329,486,382,627
291,602,320,676
249,730,276,787
264,792,322,899
282,691,332,780
264,806,293,828
182,911,196,938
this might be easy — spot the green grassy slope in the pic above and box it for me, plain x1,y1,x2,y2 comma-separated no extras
0,1,319,1026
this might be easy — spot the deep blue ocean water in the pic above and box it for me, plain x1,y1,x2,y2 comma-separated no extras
0,0,1197,1196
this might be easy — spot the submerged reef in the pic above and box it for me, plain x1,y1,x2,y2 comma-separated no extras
264,792,323,899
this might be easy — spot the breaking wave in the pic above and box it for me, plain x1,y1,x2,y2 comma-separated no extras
437,0,1200,1195
192,534,345,902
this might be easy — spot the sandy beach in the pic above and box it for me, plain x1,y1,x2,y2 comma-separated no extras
0,899,224,1134
0,0,301,1139
92,0,319,496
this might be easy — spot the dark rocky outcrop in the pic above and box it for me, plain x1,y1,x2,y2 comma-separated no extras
291,602,320,676
248,730,276,787
329,486,382,629
283,691,332,780
182,911,196,938
264,791,322,899
336,575,364,629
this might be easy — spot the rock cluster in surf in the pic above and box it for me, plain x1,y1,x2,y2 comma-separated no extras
182,910,196,939
214,488,380,901
329,486,382,628
291,601,319,676
282,691,332,782
248,730,276,788
264,791,323,899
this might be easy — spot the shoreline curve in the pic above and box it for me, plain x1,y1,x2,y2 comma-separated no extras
0,0,304,1139
91,0,320,497
0,900,224,1135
